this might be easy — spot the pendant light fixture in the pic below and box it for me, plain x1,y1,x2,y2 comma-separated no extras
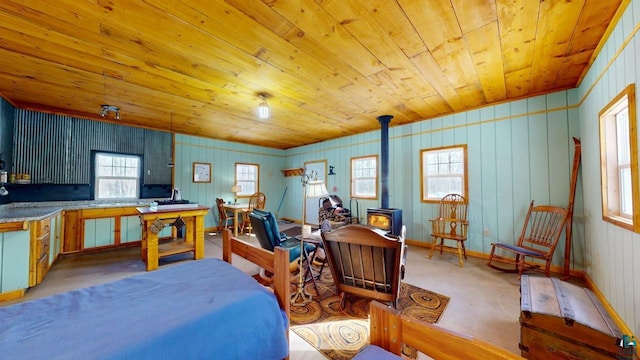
258,93,269,119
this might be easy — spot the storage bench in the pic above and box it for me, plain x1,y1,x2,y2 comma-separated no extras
520,275,634,359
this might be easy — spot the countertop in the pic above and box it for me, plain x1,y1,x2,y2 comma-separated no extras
0,199,163,223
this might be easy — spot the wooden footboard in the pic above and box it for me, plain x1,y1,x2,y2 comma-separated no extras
369,301,524,360
222,229,290,359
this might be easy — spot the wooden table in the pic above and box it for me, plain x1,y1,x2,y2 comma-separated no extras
136,205,210,271
222,203,249,237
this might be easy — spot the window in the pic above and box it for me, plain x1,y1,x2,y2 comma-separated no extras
351,155,377,199
599,84,640,232
235,163,259,197
421,145,468,202
94,152,141,200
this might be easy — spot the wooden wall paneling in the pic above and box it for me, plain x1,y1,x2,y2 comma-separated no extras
528,112,551,205
547,112,571,268
495,119,515,251
466,119,483,249
480,119,498,254
510,115,532,241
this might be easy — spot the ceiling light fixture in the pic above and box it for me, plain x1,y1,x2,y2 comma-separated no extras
99,104,120,120
258,93,269,119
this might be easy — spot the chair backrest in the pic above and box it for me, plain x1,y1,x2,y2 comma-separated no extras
435,193,468,238
321,224,405,305
517,201,568,257
215,198,228,222
249,209,281,251
249,192,266,211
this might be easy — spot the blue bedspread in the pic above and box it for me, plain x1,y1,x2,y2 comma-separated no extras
0,259,288,360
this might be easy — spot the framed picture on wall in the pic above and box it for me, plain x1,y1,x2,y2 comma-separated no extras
192,162,211,183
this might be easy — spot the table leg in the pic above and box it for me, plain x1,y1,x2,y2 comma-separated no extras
291,239,312,306
146,231,159,271
303,246,320,296
233,209,240,237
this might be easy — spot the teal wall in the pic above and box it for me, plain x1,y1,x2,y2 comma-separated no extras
173,134,286,230
285,92,581,269
576,0,639,338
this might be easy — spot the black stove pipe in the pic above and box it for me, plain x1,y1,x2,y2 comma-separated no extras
377,115,393,209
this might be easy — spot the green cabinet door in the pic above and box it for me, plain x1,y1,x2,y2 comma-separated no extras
0,230,30,292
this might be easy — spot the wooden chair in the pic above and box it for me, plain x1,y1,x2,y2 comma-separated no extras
487,201,569,278
321,224,406,309
241,192,266,235
428,193,469,267
215,198,236,233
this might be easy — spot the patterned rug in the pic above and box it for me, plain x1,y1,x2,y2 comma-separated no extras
290,269,450,359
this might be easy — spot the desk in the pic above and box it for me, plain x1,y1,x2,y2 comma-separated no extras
136,205,210,271
223,203,249,237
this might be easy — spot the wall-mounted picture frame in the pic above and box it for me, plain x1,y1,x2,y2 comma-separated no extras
193,162,211,183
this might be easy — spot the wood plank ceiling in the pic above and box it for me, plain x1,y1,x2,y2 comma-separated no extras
0,0,625,149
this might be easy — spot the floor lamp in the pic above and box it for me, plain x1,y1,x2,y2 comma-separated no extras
291,171,328,306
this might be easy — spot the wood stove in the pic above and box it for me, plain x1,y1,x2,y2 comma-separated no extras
367,115,403,236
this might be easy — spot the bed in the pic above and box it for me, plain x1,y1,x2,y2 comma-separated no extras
357,301,524,360
0,228,290,360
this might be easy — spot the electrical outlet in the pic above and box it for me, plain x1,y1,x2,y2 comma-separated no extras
483,229,490,236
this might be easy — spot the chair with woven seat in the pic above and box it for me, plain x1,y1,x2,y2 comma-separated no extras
215,198,235,233
487,200,569,278
428,193,469,267
241,192,266,235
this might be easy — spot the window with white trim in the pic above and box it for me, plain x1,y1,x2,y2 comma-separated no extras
421,145,468,202
599,84,640,232
235,163,259,197
94,152,141,200
351,155,377,199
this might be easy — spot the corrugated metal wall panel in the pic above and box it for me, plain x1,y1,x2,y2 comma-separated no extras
12,109,170,184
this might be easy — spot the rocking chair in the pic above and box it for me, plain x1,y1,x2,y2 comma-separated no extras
487,200,569,278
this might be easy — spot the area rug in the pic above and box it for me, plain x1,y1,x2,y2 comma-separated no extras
290,270,450,359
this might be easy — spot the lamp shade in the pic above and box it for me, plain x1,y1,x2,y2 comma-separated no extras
307,180,329,198
231,185,241,193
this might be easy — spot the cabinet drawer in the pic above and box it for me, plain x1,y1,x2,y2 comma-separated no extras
36,218,51,237
35,254,49,285
36,233,50,258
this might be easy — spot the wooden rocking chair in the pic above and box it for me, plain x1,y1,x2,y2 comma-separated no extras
487,201,569,278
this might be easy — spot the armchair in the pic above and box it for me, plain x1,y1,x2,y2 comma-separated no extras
321,224,407,309
249,209,315,269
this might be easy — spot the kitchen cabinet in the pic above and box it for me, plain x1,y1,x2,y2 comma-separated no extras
64,206,144,253
0,209,61,301
0,223,30,299
29,216,51,286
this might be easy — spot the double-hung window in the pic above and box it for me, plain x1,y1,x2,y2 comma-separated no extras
421,145,468,202
94,152,141,200
235,163,259,197
599,84,640,232
351,155,378,199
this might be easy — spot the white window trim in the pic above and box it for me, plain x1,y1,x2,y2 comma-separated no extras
351,155,378,199
235,163,259,197
94,152,141,200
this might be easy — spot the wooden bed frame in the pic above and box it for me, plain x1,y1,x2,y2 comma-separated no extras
221,228,290,359
368,301,524,359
